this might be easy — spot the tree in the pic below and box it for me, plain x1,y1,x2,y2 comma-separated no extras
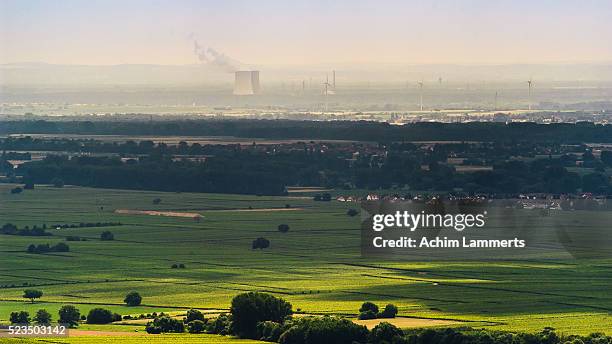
23,183,35,190
252,237,270,249
185,309,205,323
277,224,290,233
10,311,30,324
124,291,142,306
187,320,206,333
379,304,398,318
33,309,52,325
370,322,403,343
359,301,379,314
58,305,81,327
23,289,43,303
152,198,162,205
100,231,114,241
230,292,292,339
145,315,185,334
53,242,70,252
347,209,359,217
86,308,114,324
10,187,23,194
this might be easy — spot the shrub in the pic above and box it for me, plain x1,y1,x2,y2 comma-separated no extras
112,313,122,322
230,292,292,339
252,237,270,249
347,208,359,217
208,313,231,335
178,263,185,269
86,308,114,324
278,316,368,344
124,291,142,306
33,309,52,325
100,231,114,241
188,320,206,333
10,187,23,194
145,315,185,334
53,242,70,252
257,321,283,342
379,304,398,318
359,301,379,314
185,309,205,323
59,305,81,327
370,322,403,343
278,224,290,233
10,311,30,324
152,198,162,204
358,310,378,320
23,183,35,190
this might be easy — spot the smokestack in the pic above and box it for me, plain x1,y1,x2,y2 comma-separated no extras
233,71,260,95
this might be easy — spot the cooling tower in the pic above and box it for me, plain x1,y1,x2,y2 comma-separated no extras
233,71,260,95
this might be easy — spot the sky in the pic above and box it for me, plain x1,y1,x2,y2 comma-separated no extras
1,0,611,66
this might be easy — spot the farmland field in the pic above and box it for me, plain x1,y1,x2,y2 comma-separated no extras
0,184,611,343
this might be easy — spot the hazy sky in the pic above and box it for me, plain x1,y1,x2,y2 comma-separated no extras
1,0,611,66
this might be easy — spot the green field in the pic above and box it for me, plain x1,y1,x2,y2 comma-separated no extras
0,184,611,343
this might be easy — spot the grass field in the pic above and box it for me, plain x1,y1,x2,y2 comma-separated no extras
0,184,611,343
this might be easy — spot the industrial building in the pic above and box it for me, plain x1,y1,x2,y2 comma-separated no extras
233,71,260,95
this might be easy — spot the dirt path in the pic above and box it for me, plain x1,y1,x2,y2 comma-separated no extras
115,209,203,219
69,330,144,336
353,317,459,329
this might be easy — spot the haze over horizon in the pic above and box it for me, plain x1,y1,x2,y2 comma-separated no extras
1,0,611,67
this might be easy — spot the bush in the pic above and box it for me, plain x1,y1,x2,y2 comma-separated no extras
188,320,206,333
207,313,231,335
33,309,52,325
10,187,23,194
10,311,30,324
100,231,114,241
23,183,34,190
53,242,70,252
347,209,359,217
185,309,205,323
58,305,80,327
278,224,290,233
370,322,403,343
86,308,114,324
112,313,122,322
379,304,398,318
257,321,283,342
124,291,142,306
152,198,162,205
359,301,379,314
252,237,270,249
358,310,378,320
145,315,185,334
230,292,292,339
278,316,368,344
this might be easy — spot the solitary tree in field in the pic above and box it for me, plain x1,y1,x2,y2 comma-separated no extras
124,291,142,306
277,224,290,233
100,231,114,241
23,289,43,303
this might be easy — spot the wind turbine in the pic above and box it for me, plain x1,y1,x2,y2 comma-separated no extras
527,79,534,111
417,81,424,111
323,74,332,113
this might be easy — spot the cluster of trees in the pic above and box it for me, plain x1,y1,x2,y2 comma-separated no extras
1,223,51,236
357,302,398,320
3,119,612,143
26,242,69,254
13,139,612,196
54,222,122,229
10,309,52,325
140,292,611,344
86,308,122,324
10,305,80,327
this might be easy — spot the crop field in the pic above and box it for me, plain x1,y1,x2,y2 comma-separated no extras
0,184,611,343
